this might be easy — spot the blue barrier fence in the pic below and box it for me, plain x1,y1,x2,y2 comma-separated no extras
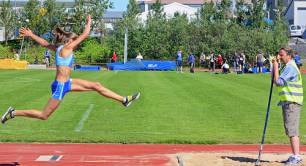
74,65,101,71
107,60,176,71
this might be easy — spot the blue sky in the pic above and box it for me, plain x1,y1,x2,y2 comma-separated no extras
109,0,129,11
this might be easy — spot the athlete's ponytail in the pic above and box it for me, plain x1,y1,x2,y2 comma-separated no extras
53,27,78,45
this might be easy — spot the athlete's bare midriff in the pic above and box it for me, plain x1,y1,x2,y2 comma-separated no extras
55,66,72,82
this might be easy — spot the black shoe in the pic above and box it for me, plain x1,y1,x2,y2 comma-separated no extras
123,92,140,107
1,106,15,124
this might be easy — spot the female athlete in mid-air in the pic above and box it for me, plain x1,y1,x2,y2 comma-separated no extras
1,15,140,123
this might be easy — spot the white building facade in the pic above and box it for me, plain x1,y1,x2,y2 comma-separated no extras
285,0,306,29
137,0,204,13
136,0,254,23
137,2,198,22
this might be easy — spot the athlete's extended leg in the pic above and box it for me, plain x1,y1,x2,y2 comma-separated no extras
71,78,140,107
71,78,124,102
1,99,61,123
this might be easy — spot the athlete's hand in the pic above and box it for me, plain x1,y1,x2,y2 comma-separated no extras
20,27,33,37
86,15,92,26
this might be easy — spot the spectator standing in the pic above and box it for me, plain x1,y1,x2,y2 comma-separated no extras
200,52,206,68
235,53,240,72
256,50,265,73
44,49,51,67
111,51,117,62
188,53,195,73
209,52,216,72
294,51,301,69
206,53,210,68
217,54,223,69
239,53,245,71
176,50,183,73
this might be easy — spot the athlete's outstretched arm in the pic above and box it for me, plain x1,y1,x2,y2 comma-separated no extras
20,27,57,51
65,15,92,50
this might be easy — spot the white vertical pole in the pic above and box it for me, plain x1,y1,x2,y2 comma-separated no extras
20,37,25,60
124,26,128,64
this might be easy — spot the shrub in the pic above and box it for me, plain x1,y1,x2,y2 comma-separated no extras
75,39,111,64
0,44,14,59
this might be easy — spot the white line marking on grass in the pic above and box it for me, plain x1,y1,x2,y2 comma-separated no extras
74,104,94,132
0,77,41,84
112,131,166,135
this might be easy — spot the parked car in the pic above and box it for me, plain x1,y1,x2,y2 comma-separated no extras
289,25,304,37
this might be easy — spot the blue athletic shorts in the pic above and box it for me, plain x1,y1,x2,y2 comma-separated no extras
51,79,72,100
177,60,182,67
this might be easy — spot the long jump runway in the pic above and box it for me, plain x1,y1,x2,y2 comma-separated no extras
0,144,305,166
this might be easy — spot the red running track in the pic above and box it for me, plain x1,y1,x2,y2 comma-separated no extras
0,143,305,166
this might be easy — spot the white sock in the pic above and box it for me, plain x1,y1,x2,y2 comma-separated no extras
11,110,16,118
293,155,300,159
123,97,127,103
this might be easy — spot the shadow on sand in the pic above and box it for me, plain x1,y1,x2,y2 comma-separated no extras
221,156,270,164
0,162,20,166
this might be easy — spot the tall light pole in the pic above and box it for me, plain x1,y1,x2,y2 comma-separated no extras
124,26,128,63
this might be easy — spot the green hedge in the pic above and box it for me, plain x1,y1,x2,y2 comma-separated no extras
75,38,111,64
0,45,14,59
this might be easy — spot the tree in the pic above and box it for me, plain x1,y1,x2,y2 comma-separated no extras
0,0,17,45
124,0,142,58
235,0,252,26
107,20,125,58
217,0,232,20
198,2,216,24
125,0,140,23
63,0,112,34
104,0,290,63
22,0,48,35
168,13,189,56
142,0,170,59
271,10,289,52
43,0,65,35
107,0,141,59
250,0,265,28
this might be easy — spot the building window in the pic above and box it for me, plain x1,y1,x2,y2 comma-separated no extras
139,4,145,12
188,4,202,9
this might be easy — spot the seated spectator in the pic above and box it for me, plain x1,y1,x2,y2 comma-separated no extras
221,60,230,74
244,63,254,73
136,52,143,61
13,49,20,61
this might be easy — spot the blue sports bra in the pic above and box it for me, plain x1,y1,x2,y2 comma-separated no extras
55,45,74,68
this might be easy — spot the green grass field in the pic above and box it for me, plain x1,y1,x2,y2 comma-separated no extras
0,70,306,144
